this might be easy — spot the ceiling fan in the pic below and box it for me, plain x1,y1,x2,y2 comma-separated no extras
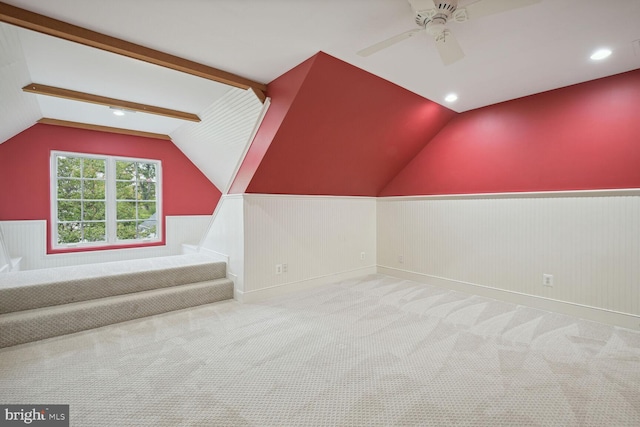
357,0,541,65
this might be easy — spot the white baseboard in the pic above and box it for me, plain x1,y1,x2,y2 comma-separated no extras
377,266,640,331
236,266,377,304
197,247,230,264
181,244,198,254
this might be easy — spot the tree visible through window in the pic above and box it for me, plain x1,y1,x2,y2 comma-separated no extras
115,160,158,240
56,156,107,244
52,152,161,248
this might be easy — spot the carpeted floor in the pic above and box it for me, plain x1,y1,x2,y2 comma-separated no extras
1,274,639,426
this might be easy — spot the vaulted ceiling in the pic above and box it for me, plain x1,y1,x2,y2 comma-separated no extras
1,0,639,195
4,0,639,112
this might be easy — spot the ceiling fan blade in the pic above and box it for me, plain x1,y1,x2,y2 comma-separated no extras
408,0,436,12
357,28,424,57
434,31,464,65
464,0,541,20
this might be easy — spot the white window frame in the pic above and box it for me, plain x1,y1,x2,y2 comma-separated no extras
51,151,163,249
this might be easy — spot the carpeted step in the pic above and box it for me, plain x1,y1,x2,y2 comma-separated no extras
0,254,226,314
0,277,233,348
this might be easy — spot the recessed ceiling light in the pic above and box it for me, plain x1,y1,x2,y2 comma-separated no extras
590,48,612,60
445,93,458,103
112,109,125,116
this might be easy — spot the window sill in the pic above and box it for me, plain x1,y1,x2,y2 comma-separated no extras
48,240,165,255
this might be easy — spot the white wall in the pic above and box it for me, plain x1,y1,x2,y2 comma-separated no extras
0,215,210,270
241,195,377,302
377,191,640,329
0,224,11,272
198,195,245,293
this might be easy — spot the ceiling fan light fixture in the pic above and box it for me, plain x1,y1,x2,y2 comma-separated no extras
445,93,458,103
590,48,612,60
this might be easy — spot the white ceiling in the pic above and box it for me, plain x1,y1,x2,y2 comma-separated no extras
2,0,639,114
0,14,264,191
10,23,235,135
1,0,639,191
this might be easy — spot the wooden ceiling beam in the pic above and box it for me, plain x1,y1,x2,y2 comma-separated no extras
38,118,172,140
24,83,200,122
0,2,267,100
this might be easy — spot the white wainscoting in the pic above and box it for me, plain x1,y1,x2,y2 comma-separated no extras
0,215,210,270
377,191,640,329
240,195,377,302
199,195,245,294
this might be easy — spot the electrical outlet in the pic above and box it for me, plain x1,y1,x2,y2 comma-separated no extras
360,252,366,260
275,264,282,275
633,39,640,57
282,263,288,273
543,274,553,287
398,255,404,264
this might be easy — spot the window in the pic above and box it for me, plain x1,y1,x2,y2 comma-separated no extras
51,152,162,249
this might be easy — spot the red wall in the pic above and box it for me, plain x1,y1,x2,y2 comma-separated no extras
229,54,317,194
0,124,222,251
233,52,456,196
381,69,640,196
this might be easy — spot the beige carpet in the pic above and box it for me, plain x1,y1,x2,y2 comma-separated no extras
1,274,639,426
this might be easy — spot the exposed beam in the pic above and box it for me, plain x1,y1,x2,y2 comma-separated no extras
250,87,267,104
0,2,267,100
38,118,172,140
24,83,200,122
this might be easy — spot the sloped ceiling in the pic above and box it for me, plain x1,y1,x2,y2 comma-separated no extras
3,0,639,113
0,18,266,193
0,23,39,143
233,53,456,197
380,69,640,195
0,22,235,141
1,0,639,198
171,88,266,193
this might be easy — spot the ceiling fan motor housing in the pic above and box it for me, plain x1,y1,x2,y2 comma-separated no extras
416,0,458,36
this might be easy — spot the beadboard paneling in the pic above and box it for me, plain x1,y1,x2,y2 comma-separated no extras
243,195,376,294
0,23,41,143
377,195,640,317
198,195,245,292
171,88,266,191
0,216,210,270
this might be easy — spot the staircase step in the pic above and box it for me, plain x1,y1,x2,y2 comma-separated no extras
0,278,233,348
0,254,226,314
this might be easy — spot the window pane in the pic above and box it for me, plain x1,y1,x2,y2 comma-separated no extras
57,156,81,178
53,153,160,247
84,180,105,199
117,221,138,240
116,161,136,180
57,179,81,199
83,158,106,178
116,181,136,200
58,201,81,221
138,202,156,220
138,221,156,239
83,201,106,221
138,181,156,201
117,201,137,220
83,222,106,242
136,162,156,181
58,223,81,244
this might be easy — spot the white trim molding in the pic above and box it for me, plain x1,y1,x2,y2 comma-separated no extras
378,266,640,331
236,266,377,303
